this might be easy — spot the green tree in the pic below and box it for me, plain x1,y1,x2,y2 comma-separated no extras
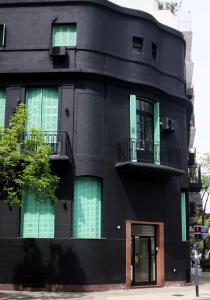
0,103,59,206
198,153,210,259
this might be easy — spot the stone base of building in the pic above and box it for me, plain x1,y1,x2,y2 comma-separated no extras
164,281,191,286
0,281,192,292
0,283,126,292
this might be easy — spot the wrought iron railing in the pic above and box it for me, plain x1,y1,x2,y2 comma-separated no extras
188,165,201,184
24,131,73,160
118,138,182,169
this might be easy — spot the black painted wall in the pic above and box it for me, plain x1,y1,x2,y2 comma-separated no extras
0,0,192,287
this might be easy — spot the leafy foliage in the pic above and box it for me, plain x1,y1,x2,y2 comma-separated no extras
0,103,59,205
196,154,210,260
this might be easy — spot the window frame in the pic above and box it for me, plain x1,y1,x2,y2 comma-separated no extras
51,23,77,47
20,194,55,238
133,36,144,54
0,24,6,48
151,42,158,61
0,88,6,128
73,176,102,239
130,95,160,164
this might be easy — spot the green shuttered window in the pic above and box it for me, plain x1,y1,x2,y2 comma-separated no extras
0,89,5,128
130,95,160,164
181,192,187,241
130,95,137,162
25,87,58,132
21,194,55,238
52,24,77,47
73,177,101,238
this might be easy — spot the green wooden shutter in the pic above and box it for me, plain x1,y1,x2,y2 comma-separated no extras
25,88,42,130
130,95,137,162
0,89,6,128
154,102,160,164
52,24,77,47
21,194,39,238
73,177,101,238
38,201,55,238
181,192,187,241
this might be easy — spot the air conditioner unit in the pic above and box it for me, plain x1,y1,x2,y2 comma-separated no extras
160,117,174,133
186,87,194,100
49,46,67,58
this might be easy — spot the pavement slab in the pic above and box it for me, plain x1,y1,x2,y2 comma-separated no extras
0,270,209,300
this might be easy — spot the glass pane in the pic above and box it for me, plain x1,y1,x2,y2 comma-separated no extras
52,24,77,47
0,24,4,47
38,200,55,238
21,194,55,238
42,88,58,132
140,238,149,282
21,194,39,238
134,236,141,282
136,99,153,114
150,237,156,282
73,177,101,238
0,89,6,128
25,88,42,130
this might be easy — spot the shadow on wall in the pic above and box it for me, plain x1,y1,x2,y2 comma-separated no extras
13,239,87,290
0,291,86,299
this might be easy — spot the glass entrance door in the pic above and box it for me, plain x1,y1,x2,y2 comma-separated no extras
131,225,156,285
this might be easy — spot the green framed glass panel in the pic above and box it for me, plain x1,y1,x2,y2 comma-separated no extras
25,87,58,131
154,102,160,164
73,177,101,238
52,24,77,47
21,194,39,238
21,194,55,238
181,192,187,241
42,88,58,132
38,200,55,238
130,95,137,162
0,89,6,128
25,88,42,130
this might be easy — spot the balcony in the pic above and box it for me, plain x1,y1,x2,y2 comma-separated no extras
24,131,73,163
115,138,185,177
188,165,202,192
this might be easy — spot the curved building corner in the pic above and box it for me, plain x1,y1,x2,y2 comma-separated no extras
0,0,193,291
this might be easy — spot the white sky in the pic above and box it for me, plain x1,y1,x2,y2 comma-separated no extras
181,0,210,158
180,0,210,212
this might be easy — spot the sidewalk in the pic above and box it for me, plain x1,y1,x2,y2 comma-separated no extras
0,270,209,300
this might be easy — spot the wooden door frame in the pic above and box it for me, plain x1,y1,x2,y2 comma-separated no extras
126,220,164,288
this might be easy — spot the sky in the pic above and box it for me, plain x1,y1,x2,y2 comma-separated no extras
181,0,210,158
180,0,210,212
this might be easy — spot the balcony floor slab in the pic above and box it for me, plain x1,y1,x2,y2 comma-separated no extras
115,161,185,177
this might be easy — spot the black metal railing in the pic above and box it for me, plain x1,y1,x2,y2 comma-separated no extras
24,131,73,160
118,138,182,169
188,165,201,184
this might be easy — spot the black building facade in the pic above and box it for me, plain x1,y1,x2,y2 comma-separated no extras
0,0,192,291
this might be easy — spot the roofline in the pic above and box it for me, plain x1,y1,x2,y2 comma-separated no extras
0,0,185,41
